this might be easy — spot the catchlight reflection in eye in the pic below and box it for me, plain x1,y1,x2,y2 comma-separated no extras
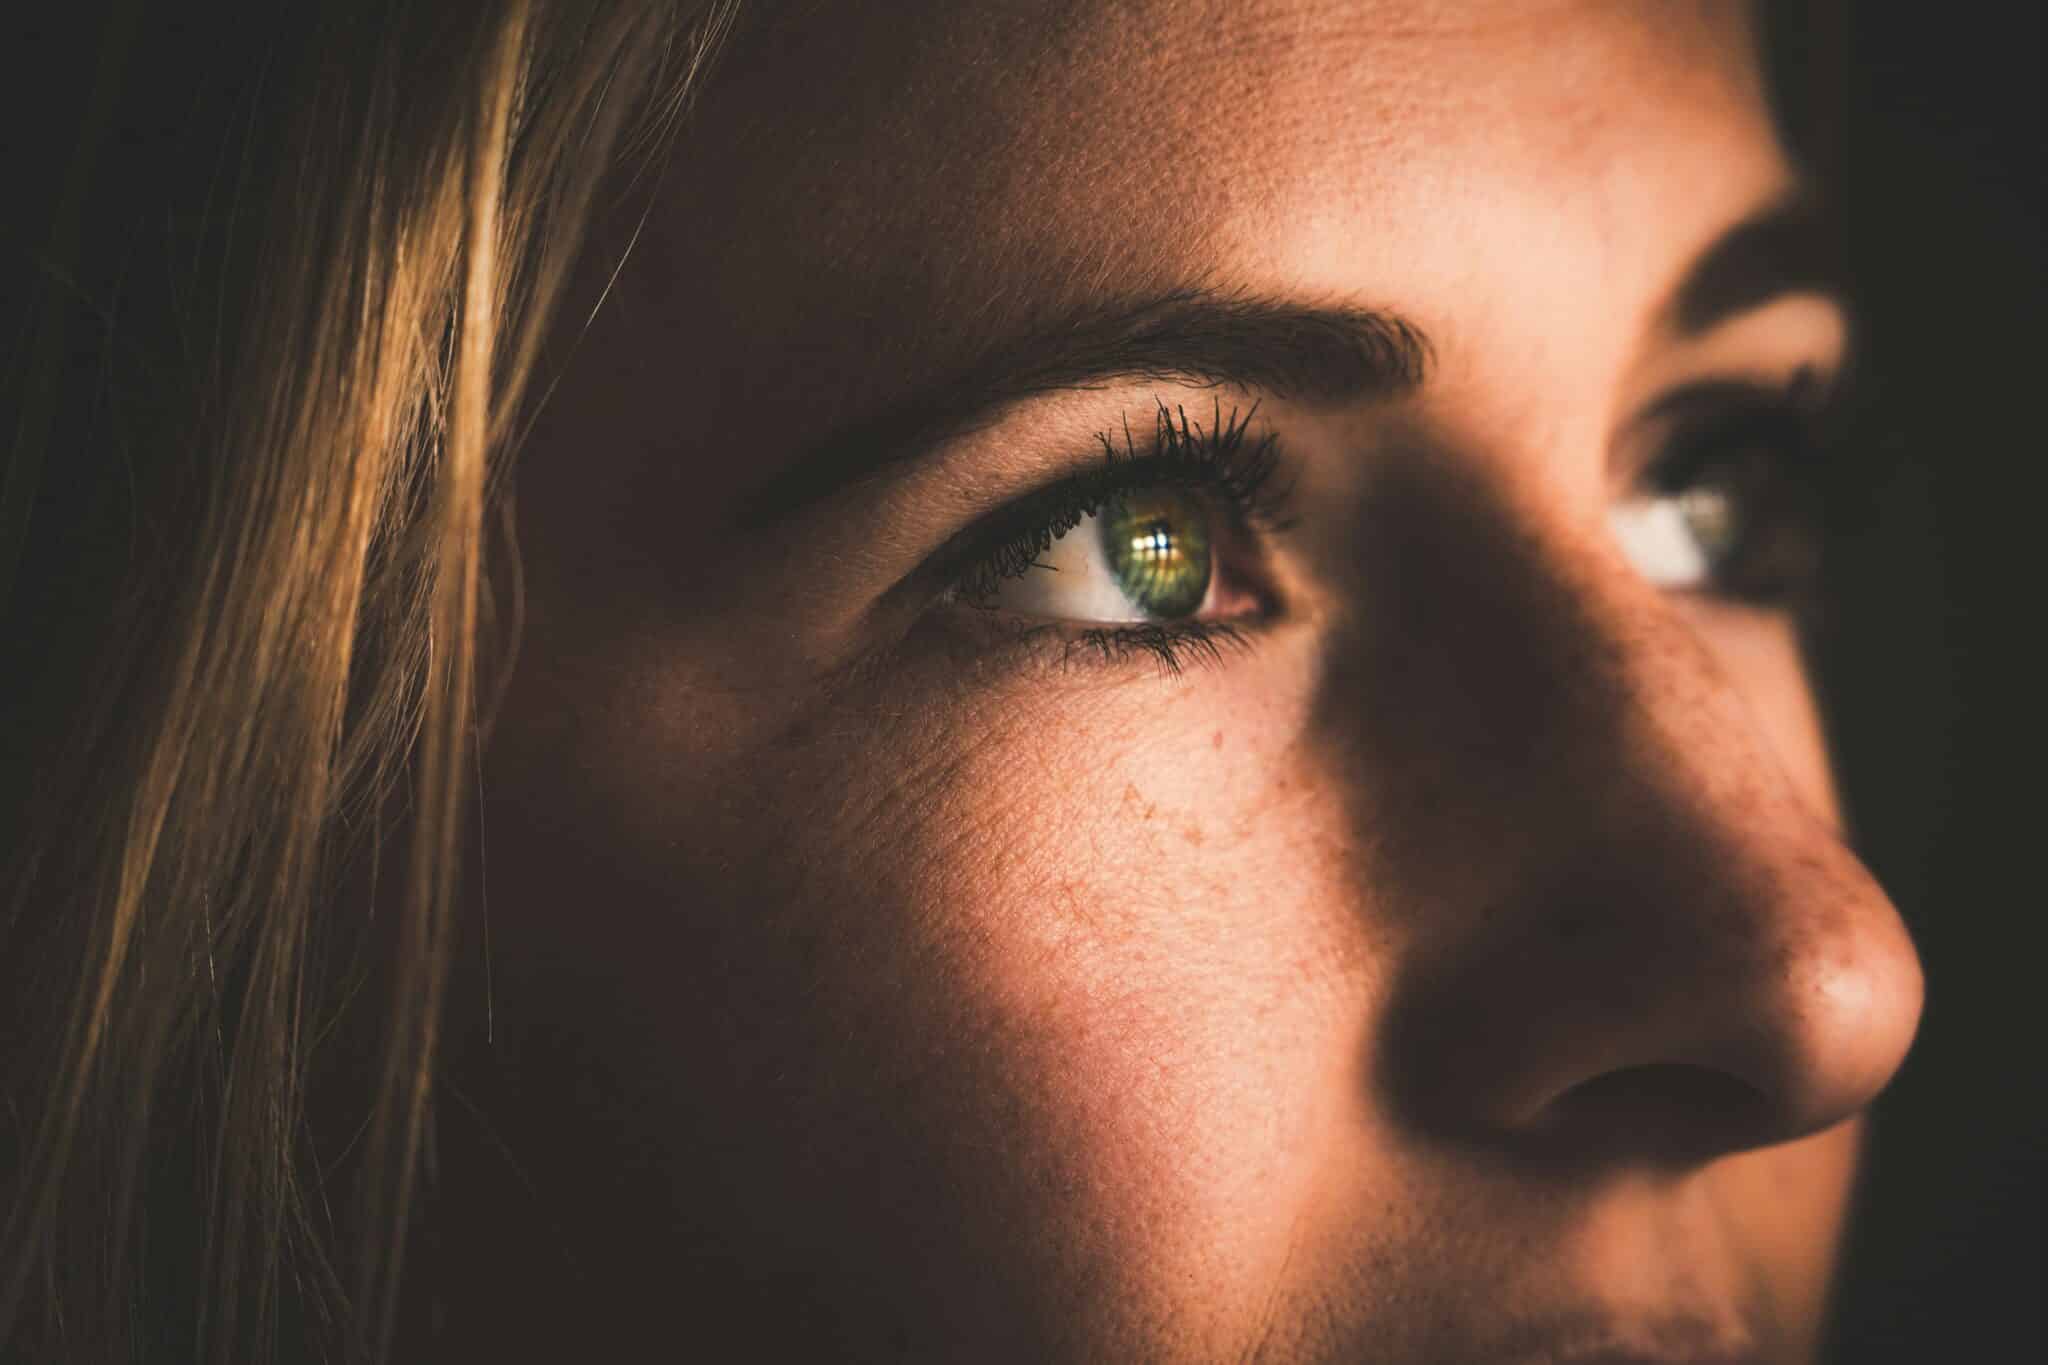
1102,491,1212,617
986,488,1216,623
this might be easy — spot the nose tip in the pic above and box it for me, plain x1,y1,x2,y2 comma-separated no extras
1551,884,1923,1160
1342,465,1926,1170
1386,808,1926,1163
1742,893,1924,1138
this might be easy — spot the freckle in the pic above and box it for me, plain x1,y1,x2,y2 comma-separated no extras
1121,783,1157,820
1182,823,1205,848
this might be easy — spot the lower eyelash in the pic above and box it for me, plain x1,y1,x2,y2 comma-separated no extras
935,613,1256,681
1061,621,1253,676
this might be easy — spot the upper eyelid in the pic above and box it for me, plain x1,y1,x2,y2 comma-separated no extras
944,398,1272,521
1609,367,1841,496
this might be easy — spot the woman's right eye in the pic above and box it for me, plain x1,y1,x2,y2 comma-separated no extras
937,400,1291,669
975,487,1270,625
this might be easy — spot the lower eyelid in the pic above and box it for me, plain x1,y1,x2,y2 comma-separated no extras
1062,621,1257,675
922,596,1264,682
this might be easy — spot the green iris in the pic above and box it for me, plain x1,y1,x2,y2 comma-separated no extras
1676,483,1741,570
1099,489,1212,618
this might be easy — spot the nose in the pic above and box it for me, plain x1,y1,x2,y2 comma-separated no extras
1356,469,1924,1163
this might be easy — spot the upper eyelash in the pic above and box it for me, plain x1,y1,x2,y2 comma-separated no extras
1640,366,1839,493
947,396,1291,607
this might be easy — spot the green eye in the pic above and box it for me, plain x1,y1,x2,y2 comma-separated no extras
1099,490,1212,618
1675,482,1742,569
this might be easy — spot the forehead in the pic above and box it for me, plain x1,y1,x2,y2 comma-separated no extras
620,0,1786,443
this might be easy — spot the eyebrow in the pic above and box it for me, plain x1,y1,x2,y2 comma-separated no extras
1666,193,1843,336
738,290,1432,525
741,198,1842,526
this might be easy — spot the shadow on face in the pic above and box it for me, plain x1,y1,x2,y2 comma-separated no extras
434,2,1924,1360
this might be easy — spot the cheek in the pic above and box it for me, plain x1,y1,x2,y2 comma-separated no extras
480,625,1364,1349
1707,1123,1863,1354
757,666,1361,1345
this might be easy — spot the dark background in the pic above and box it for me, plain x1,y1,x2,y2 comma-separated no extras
5,4,2042,1362
1776,3,2047,1360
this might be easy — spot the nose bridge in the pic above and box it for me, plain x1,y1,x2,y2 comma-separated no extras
1335,461,1923,1157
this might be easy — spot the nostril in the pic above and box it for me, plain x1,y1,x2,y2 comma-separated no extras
1536,1065,1773,1167
1376,836,1923,1171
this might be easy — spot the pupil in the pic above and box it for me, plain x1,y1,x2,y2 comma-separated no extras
1100,491,1211,618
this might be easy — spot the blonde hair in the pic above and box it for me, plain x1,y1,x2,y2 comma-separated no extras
0,3,739,1359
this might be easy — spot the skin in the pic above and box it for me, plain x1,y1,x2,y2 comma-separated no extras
422,2,1925,1360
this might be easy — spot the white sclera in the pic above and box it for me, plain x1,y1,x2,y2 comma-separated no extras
1001,490,1736,614
988,511,1164,623
1609,493,1727,589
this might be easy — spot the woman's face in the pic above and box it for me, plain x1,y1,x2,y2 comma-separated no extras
467,1,1924,1359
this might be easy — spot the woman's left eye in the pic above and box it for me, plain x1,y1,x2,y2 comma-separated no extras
1609,386,1831,603
1609,475,1751,593
978,488,1236,624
